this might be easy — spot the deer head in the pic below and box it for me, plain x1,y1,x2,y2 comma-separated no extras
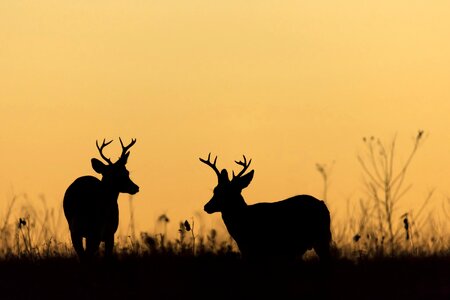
92,138,139,194
200,153,254,213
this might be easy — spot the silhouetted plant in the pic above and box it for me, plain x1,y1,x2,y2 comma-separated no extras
316,161,334,204
141,232,159,254
183,219,196,255
128,195,136,241
17,216,37,258
157,213,170,249
0,196,18,255
207,229,218,252
176,221,188,254
357,131,426,254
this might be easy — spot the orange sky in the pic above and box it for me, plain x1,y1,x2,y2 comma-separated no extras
1,1,450,241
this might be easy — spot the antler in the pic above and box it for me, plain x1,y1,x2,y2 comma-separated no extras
96,139,113,165
199,153,221,178
119,137,137,158
233,155,252,179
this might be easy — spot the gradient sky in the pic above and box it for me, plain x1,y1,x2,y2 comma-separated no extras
1,1,450,240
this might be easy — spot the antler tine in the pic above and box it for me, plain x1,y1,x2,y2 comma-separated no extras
233,155,252,179
199,153,221,178
119,137,137,157
96,139,113,165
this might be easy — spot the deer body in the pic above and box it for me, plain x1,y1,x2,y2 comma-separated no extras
64,139,139,260
200,154,331,261
64,176,120,242
221,196,330,259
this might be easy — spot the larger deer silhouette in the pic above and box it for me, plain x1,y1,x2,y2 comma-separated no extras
64,138,139,260
200,154,331,261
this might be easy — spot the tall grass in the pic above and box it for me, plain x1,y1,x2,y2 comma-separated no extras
0,193,447,261
0,193,239,259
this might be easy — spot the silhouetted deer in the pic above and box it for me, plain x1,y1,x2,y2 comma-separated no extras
200,154,331,261
64,138,139,261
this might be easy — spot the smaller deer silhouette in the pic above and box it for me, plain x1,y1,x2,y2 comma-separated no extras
63,138,139,260
200,154,332,261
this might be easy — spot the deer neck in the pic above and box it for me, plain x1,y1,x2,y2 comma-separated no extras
100,181,120,202
221,195,247,219
221,196,248,244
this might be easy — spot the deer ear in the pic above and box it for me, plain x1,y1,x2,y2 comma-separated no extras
91,158,107,174
236,170,254,189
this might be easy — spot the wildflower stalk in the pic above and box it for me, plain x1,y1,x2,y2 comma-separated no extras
357,131,424,254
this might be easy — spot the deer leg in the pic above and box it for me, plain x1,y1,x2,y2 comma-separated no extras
85,236,101,260
70,232,85,260
104,234,115,258
314,240,331,264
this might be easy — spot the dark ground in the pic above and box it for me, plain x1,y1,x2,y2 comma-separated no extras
0,254,449,300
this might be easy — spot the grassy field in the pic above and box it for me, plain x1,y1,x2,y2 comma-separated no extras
0,251,449,300
1,195,449,300
1,198,449,300
1,219,449,300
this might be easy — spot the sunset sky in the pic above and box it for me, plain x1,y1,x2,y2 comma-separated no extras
1,1,450,240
